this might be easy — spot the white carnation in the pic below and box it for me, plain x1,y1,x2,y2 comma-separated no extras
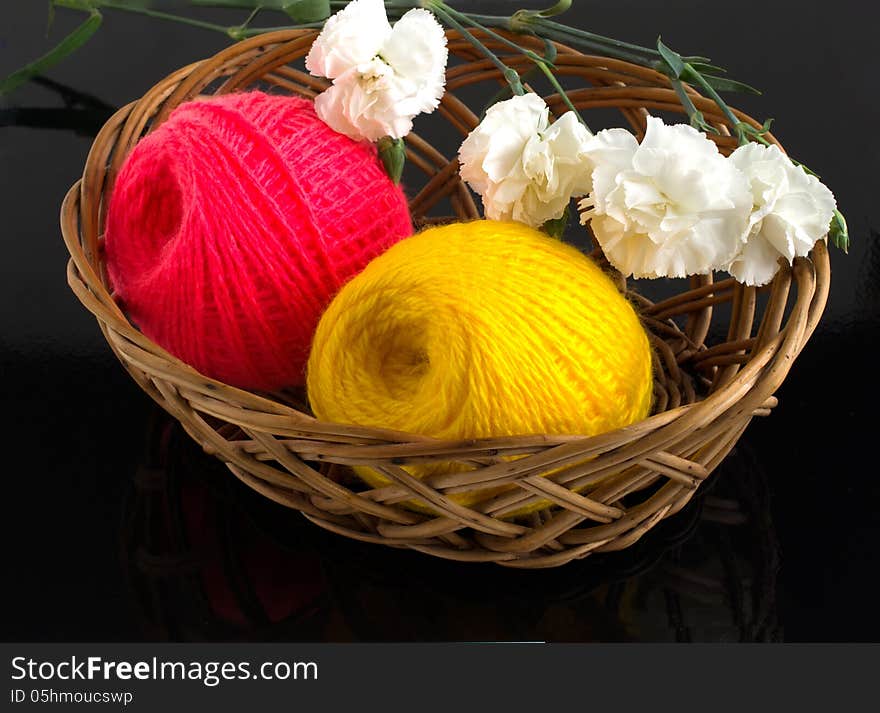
305,0,391,79
726,142,836,286
578,116,752,279
458,93,594,227
306,0,447,141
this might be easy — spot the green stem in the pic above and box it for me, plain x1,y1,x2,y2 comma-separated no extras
533,18,661,59
426,2,524,95
681,64,742,137
226,6,262,40
535,61,589,129
433,2,552,67
97,1,233,35
434,2,586,126
238,22,326,37
669,77,697,115
465,12,713,66
517,21,654,66
669,77,717,134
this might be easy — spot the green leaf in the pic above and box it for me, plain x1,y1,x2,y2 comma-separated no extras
689,61,727,76
656,37,685,78
699,74,762,95
47,1,57,34
540,36,558,65
829,209,849,253
0,10,102,96
193,0,330,17
51,0,99,10
98,0,152,7
536,0,573,18
734,119,775,140
282,0,331,23
541,204,570,240
688,109,718,134
190,1,266,7
191,0,295,8
377,136,406,185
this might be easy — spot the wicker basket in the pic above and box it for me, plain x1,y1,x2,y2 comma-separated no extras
61,29,829,568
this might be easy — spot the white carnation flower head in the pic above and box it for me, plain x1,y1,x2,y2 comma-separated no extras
306,0,448,141
578,116,752,279
726,142,836,286
458,93,594,228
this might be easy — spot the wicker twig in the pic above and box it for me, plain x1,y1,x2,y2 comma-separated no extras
60,29,829,568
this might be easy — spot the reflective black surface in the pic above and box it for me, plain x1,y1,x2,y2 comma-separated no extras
2,1,878,642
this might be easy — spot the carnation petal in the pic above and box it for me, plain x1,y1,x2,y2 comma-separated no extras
727,230,785,286
382,8,448,113
584,128,639,175
305,0,391,78
637,117,718,166
314,67,414,142
728,142,836,281
313,83,364,140
459,96,594,227
581,117,750,279
591,216,665,278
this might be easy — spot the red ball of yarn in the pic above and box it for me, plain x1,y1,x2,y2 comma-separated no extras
105,91,413,391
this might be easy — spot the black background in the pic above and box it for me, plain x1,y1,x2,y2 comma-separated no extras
1,1,878,642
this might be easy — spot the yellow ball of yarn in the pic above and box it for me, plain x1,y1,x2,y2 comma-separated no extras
307,219,653,512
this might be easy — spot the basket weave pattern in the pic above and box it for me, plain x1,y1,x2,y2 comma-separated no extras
61,30,829,568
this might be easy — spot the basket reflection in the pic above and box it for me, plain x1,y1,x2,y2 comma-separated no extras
120,407,781,642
